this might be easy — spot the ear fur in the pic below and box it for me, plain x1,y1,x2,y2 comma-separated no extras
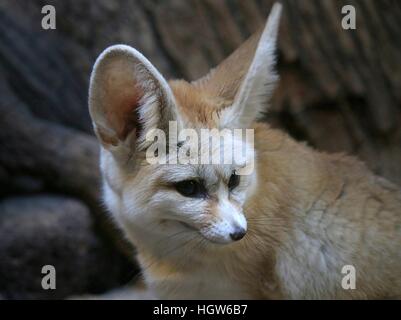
194,3,282,129
88,45,177,159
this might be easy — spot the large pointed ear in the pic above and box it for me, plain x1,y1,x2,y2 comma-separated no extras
88,45,177,160
194,3,282,129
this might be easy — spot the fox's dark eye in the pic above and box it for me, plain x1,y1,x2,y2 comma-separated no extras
228,172,240,191
174,180,207,198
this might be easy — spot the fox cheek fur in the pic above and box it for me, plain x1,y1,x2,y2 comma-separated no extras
89,3,401,299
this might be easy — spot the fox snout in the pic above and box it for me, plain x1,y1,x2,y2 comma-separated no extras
200,198,247,244
229,226,247,241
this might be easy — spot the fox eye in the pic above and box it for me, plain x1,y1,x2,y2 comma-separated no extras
228,172,240,191
174,180,207,198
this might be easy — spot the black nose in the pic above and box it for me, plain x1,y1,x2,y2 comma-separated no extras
230,227,246,241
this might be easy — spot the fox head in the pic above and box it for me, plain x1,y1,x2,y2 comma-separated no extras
88,4,282,249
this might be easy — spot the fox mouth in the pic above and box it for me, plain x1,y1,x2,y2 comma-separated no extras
177,221,223,245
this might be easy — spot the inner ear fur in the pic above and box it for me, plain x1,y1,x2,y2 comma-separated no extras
192,28,263,104
89,45,174,149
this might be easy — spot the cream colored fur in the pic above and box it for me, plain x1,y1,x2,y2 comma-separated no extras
88,3,401,299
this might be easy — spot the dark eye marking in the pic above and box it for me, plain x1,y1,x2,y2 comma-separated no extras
174,180,207,198
228,172,240,191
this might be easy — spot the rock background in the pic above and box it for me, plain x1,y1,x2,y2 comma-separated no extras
0,196,133,299
0,0,400,299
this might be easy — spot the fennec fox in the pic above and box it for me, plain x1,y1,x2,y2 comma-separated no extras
88,3,401,299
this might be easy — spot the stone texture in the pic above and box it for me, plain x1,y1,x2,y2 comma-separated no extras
0,196,133,299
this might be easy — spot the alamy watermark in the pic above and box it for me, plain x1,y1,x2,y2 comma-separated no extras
342,5,356,30
41,5,56,30
41,4,356,31
41,265,56,290
144,121,255,175
341,265,356,290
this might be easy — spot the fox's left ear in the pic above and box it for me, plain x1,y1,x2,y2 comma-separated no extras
195,3,282,129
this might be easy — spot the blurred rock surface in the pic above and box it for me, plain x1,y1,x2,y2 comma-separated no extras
0,196,133,299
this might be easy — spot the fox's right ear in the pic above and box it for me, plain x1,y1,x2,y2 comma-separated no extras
88,45,177,160
193,3,282,129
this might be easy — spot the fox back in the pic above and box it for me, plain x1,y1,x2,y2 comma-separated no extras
88,4,401,299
